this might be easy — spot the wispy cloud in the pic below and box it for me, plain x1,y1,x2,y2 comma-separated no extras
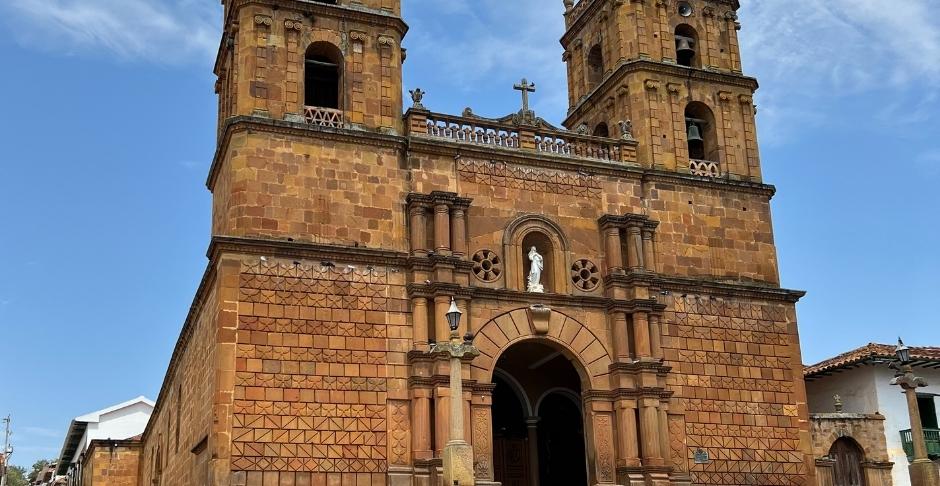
2,0,220,64
740,0,940,142
21,426,62,439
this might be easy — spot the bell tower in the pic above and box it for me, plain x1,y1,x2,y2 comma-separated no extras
561,0,760,181
216,0,406,134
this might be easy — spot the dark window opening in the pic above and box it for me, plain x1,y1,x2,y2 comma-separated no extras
593,123,609,138
304,43,343,109
587,44,604,86
919,395,938,429
675,25,699,68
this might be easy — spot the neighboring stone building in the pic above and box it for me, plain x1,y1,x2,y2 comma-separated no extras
805,343,940,486
55,397,154,486
137,0,816,486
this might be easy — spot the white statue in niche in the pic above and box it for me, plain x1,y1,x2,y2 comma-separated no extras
527,246,545,293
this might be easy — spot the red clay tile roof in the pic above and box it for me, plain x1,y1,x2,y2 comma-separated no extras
804,343,940,378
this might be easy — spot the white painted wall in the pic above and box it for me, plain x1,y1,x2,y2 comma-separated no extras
872,366,940,486
67,400,153,467
806,366,879,414
807,366,940,486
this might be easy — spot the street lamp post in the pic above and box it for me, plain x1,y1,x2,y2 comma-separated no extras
431,298,479,486
891,339,940,486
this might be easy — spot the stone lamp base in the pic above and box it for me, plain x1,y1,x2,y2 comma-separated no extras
443,440,475,486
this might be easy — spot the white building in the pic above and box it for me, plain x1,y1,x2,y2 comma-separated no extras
54,396,154,486
805,343,940,486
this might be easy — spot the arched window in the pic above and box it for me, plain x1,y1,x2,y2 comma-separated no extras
592,123,609,138
587,44,604,86
829,438,866,486
304,42,343,109
685,102,719,162
674,24,699,68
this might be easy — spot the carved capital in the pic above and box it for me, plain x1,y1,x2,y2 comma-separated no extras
655,0,669,9
666,83,682,95
718,91,733,102
702,6,716,17
616,85,629,98
253,15,272,27
284,19,303,31
723,11,738,21
349,30,368,43
644,79,662,91
738,94,753,105
378,35,396,48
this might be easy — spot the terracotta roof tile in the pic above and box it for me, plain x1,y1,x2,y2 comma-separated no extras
804,343,940,378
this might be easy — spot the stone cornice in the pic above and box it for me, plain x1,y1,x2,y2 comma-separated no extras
224,0,408,37
407,134,777,198
809,413,886,421
209,235,410,267
207,116,406,190
564,59,759,127
657,275,806,303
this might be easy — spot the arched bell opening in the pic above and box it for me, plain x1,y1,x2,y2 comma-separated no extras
491,341,588,486
587,44,604,88
592,122,610,138
304,41,343,109
684,101,719,162
674,24,700,68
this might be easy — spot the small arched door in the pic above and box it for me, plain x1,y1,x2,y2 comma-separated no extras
830,438,866,486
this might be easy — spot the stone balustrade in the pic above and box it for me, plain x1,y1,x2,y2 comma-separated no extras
408,109,638,164
303,106,344,128
689,159,721,178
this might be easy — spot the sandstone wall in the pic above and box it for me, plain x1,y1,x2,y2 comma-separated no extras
81,441,141,486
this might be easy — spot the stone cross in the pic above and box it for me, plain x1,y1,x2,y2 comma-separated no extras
513,78,536,113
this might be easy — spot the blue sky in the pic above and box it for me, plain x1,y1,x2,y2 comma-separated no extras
1,0,938,470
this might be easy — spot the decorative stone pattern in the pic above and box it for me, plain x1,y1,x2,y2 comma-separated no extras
81,441,141,486
471,249,503,282
663,295,810,485
457,158,602,198
570,258,600,291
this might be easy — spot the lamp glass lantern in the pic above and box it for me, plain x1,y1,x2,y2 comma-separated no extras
896,338,911,365
445,298,463,332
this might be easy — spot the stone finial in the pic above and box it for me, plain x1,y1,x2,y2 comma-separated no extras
619,120,635,141
564,0,575,12
409,88,427,110
834,395,843,413
576,123,589,135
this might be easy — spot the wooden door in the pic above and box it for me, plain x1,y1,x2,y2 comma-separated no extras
830,438,866,486
494,438,529,486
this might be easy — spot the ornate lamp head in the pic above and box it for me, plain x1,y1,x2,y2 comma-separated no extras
896,338,911,365
446,298,462,332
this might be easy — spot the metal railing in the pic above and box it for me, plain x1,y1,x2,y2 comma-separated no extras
900,428,940,460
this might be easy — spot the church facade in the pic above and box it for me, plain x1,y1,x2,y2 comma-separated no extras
139,1,815,486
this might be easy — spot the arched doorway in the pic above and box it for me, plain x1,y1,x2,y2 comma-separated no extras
491,341,588,486
829,438,866,486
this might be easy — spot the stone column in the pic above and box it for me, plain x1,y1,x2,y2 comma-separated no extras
525,417,541,486
658,405,671,462
451,207,468,258
649,314,663,361
611,312,631,362
604,227,624,274
642,228,656,272
639,399,663,466
615,400,641,468
412,387,433,460
412,297,429,349
434,386,450,455
434,296,451,344
632,312,652,359
434,203,451,255
410,205,429,256
626,225,643,271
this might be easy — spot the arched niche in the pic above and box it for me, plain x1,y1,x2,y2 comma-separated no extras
503,215,570,294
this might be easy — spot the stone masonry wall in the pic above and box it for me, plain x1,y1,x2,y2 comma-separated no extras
228,256,410,486
81,441,141,486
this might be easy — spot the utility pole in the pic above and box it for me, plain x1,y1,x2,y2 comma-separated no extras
1,415,10,486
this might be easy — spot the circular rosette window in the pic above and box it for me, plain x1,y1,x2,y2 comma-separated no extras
472,249,503,283
571,259,600,291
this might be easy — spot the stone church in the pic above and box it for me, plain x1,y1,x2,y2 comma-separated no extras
136,0,815,485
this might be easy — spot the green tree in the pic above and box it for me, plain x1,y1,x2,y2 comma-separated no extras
27,459,53,481
5,464,29,486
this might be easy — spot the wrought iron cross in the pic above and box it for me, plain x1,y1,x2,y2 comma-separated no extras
513,78,536,113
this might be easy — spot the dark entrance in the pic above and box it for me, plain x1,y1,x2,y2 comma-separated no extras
491,341,588,486
829,438,866,486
